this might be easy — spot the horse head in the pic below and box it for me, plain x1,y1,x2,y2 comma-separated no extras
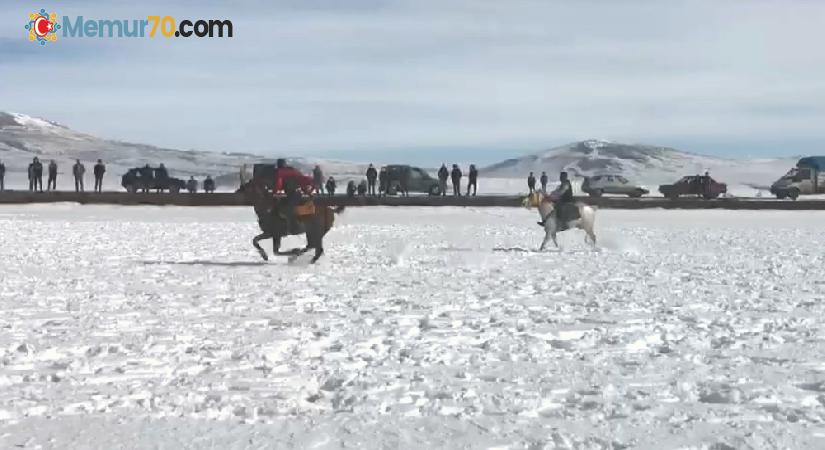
522,191,544,209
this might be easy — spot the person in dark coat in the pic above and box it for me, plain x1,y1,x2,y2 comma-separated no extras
28,162,34,191
346,180,357,197
538,171,577,228
47,160,58,191
32,158,44,192
0,160,5,191
326,176,336,196
437,164,449,196
466,164,478,196
73,160,86,192
540,171,548,192
187,176,198,193
366,164,378,196
378,167,388,196
313,165,325,195
527,172,536,194
450,164,462,196
203,175,216,193
357,179,367,196
399,166,410,197
93,159,106,193
155,164,169,192
139,164,152,193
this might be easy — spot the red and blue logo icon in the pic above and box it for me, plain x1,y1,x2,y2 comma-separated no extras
26,9,60,45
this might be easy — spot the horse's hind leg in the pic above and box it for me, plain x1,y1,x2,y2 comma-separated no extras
253,233,270,261
311,245,324,264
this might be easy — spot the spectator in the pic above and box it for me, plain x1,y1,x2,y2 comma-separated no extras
346,180,357,197
187,176,198,193
313,165,325,195
0,160,5,191
467,164,478,196
378,167,388,196
527,172,536,194
438,164,449,197
450,164,462,196
203,175,216,193
540,171,548,192
326,176,336,196
399,166,410,197
93,159,106,193
32,157,44,192
73,160,86,192
139,164,152,193
357,179,368,196
155,164,169,192
366,164,378,196
28,161,34,191
47,160,58,191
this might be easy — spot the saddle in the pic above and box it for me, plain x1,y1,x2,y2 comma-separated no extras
294,201,316,217
540,202,580,231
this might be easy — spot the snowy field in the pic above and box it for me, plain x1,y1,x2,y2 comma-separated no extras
1,205,825,449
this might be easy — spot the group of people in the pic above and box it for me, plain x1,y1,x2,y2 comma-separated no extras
186,175,217,193
437,164,479,196
15,158,107,193
527,171,551,194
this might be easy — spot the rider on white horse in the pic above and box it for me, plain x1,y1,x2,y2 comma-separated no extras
537,171,578,229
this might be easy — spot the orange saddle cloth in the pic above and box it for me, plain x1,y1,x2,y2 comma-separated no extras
294,202,316,217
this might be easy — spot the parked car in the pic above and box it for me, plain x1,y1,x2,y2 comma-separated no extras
383,165,441,196
581,174,648,198
659,175,727,199
121,167,186,193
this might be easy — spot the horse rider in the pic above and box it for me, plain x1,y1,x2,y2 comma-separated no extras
538,171,577,229
273,158,314,232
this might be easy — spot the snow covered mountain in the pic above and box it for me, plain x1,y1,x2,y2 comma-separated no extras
482,139,796,188
0,112,368,189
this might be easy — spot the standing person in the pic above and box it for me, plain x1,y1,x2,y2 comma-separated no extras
527,172,536,194
203,175,215,193
47,160,58,191
450,164,462,196
326,176,336,196
93,159,106,192
139,164,152,193
378,167,388,196
28,161,34,191
467,164,478,196
187,176,198,193
366,164,378,196
73,160,86,192
313,165,325,195
32,158,44,192
0,160,5,191
540,171,548,192
399,166,410,197
438,164,449,196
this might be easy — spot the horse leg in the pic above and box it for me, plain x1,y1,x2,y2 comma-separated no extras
253,233,270,261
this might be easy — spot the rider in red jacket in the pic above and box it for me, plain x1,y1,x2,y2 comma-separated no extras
274,159,314,195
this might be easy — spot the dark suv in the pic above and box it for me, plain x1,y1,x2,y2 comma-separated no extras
384,165,441,196
122,167,186,193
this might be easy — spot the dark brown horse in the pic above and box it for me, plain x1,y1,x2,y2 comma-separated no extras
240,181,344,263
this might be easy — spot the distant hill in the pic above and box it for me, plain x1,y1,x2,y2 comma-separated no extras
0,112,367,190
482,139,797,187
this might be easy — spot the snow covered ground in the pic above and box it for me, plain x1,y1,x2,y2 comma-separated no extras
1,205,825,449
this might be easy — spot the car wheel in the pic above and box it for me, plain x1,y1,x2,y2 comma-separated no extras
703,193,718,200
126,184,137,194
590,189,603,198
428,185,440,196
666,193,678,200
628,190,643,198
788,189,799,200
169,185,180,194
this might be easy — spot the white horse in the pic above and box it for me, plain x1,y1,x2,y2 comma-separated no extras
522,192,597,250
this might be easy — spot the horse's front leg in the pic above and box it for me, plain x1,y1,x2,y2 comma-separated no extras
539,228,551,251
253,233,270,261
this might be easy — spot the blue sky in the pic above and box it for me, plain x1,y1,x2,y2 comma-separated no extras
2,0,825,166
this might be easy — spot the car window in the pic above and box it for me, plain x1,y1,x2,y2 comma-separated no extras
606,176,614,182
592,176,601,181
617,176,628,183
411,169,426,180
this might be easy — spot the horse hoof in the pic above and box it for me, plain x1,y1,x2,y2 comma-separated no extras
257,249,268,261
